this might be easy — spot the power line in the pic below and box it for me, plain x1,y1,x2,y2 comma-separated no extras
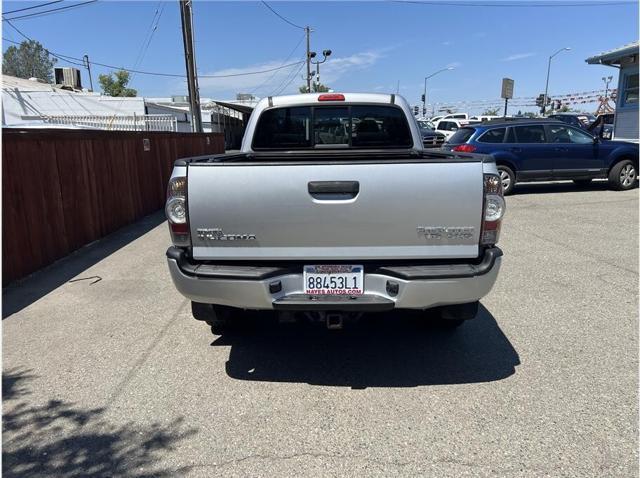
2,36,305,79
3,0,63,15
250,33,306,96
3,22,86,67
392,0,635,6
261,1,305,29
2,0,98,21
200,60,305,79
132,2,165,71
273,61,305,96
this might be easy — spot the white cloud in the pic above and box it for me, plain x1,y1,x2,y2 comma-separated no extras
501,52,536,62
194,49,385,99
196,59,304,98
319,50,383,85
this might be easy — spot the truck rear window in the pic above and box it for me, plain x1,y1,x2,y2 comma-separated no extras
252,105,413,150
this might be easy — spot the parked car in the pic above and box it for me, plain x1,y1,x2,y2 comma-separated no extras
166,93,505,333
547,112,596,130
416,119,435,129
433,118,479,140
442,119,638,194
429,113,469,123
417,123,447,148
470,115,503,122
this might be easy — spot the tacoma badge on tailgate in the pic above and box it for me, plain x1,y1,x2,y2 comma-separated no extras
417,226,474,240
197,228,256,241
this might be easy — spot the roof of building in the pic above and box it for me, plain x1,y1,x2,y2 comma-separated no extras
585,41,639,65
2,74,145,127
2,75,59,92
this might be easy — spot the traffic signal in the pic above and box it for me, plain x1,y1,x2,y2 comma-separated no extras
535,94,545,107
413,106,419,116
421,94,425,102
555,100,561,110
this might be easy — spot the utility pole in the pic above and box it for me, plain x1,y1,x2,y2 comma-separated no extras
305,26,312,93
83,54,93,92
179,0,203,132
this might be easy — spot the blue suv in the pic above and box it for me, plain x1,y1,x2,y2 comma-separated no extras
443,119,638,194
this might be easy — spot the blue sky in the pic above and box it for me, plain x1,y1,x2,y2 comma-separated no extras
2,1,638,113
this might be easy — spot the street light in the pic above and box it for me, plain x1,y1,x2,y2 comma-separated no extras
423,67,454,118
543,47,571,114
311,49,332,91
602,75,613,99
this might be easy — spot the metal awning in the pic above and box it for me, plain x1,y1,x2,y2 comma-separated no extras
210,101,254,115
586,41,639,66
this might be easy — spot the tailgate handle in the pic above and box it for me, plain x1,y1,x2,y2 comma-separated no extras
308,181,359,199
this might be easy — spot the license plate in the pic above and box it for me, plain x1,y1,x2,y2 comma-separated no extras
303,265,364,295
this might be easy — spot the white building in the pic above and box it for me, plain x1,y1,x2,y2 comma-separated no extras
1,75,179,131
2,74,252,144
586,41,639,142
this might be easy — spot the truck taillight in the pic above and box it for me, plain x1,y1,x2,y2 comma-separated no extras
166,176,190,246
481,174,505,246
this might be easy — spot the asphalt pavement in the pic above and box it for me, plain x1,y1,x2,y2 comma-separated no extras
3,180,638,477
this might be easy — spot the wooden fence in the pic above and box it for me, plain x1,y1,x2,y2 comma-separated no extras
2,129,225,285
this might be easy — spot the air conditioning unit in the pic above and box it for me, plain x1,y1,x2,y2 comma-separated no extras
236,93,255,102
54,67,82,89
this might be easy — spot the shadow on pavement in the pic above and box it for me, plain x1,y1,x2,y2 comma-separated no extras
2,211,166,319
214,304,520,389
512,180,613,195
2,369,197,478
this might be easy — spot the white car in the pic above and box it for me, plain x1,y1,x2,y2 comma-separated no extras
432,118,477,140
430,113,469,122
470,115,502,122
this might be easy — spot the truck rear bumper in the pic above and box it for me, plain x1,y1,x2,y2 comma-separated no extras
166,247,502,311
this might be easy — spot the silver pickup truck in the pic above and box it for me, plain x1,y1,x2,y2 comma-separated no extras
165,93,505,333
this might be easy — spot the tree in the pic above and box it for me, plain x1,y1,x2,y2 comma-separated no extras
98,70,137,97
481,107,500,116
298,82,330,93
3,40,57,82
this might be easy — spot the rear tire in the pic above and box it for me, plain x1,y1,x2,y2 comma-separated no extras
431,301,479,330
191,302,233,335
608,160,638,191
497,165,516,195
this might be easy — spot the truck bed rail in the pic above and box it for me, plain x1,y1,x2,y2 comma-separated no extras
175,149,491,166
